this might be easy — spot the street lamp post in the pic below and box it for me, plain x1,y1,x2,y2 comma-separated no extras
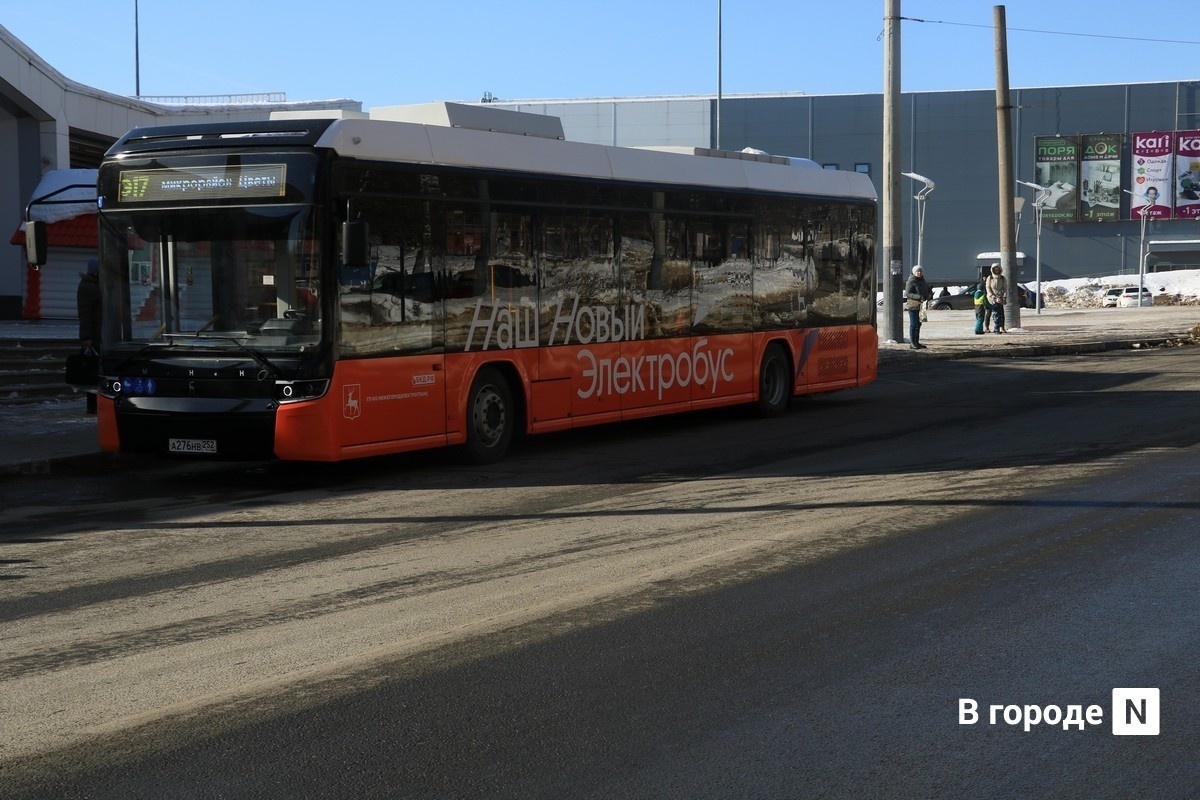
901,172,935,267
1122,189,1150,309
1016,180,1050,314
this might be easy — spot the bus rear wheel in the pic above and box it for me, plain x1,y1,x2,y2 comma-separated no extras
756,343,792,417
464,366,514,463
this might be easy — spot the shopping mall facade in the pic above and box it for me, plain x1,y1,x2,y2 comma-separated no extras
2,22,1197,318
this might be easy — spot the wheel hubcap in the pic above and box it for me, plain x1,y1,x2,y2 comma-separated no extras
473,387,505,447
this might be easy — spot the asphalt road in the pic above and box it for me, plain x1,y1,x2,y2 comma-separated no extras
1,346,1198,799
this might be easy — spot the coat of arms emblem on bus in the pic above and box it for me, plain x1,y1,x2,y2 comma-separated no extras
343,384,362,420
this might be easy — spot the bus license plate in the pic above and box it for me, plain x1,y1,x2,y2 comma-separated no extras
169,438,217,454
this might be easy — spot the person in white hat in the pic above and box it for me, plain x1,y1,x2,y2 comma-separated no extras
985,263,1008,333
904,264,933,349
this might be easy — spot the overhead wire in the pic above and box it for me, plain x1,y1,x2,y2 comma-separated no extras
899,16,1200,47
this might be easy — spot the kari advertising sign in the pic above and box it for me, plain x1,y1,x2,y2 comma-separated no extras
1080,134,1122,222
1034,136,1080,223
1130,131,1173,220
1173,130,1200,219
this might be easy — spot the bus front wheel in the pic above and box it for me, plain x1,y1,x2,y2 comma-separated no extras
464,366,515,463
756,343,792,417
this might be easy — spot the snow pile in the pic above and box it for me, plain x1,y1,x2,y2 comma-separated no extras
1038,269,1200,308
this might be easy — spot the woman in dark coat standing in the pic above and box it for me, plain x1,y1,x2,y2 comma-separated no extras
76,258,101,413
904,264,933,350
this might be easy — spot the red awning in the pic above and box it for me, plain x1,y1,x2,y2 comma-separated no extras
10,214,98,248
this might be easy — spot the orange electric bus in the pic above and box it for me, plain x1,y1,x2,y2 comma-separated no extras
90,103,878,463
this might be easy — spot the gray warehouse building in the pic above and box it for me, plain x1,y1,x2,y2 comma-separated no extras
3,18,1197,319
497,83,1200,284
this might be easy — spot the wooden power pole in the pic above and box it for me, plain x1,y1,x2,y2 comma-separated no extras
882,0,904,342
994,5,1020,329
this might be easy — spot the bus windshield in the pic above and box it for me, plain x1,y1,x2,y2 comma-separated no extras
98,205,321,351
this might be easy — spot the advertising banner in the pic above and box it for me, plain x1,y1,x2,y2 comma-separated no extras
1034,136,1080,223
1130,131,1173,220
1079,134,1122,222
1173,130,1200,219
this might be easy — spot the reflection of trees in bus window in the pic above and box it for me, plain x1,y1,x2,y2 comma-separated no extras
538,212,619,344
691,217,753,334
444,204,537,353
753,200,814,330
843,205,876,322
338,194,444,357
809,205,862,325
489,211,537,299
618,212,690,339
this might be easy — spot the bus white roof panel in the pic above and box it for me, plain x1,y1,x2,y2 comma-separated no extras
317,118,438,164
431,124,614,181
315,118,876,202
605,146,749,188
371,102,566,140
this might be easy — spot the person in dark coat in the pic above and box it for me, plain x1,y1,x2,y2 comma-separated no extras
77,257,101,413
904,265,933,350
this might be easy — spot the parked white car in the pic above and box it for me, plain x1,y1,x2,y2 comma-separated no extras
1117,286,1153,307
1101,287,1123,307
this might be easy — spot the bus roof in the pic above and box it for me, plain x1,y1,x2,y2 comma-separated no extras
976,252,1027,261
110,103,877,204
317,105,876,202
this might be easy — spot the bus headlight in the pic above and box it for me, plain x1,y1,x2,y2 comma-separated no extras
275,379,329,402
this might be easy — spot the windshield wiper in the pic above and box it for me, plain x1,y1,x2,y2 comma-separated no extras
114,327,295,381
193,333,285,379
195,314,220,335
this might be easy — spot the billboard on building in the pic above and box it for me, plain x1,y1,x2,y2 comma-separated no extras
1034,136,1080,223
1080,134,1122,222
1173,130,1200,219
1130,131,1173,220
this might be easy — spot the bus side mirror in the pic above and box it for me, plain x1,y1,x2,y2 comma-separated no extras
342,220,369,268
25,220,47,266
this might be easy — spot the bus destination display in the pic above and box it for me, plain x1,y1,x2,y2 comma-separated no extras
118,164,287,203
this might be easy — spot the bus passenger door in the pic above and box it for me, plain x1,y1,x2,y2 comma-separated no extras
336,265,448,445
334,192,450,447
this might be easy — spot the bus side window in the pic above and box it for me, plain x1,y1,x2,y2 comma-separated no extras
618,212,690,339
339,196,443,356
691,217,752,334
538,212,619,346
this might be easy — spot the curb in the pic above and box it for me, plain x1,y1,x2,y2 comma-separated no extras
0,451,151,482
879,336,1195,365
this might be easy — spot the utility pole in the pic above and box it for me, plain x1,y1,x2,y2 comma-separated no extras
993,5,1020,329
134,0,141,97
882,0,904,343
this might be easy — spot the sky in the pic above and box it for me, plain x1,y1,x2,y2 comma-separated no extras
2,1,1198,110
